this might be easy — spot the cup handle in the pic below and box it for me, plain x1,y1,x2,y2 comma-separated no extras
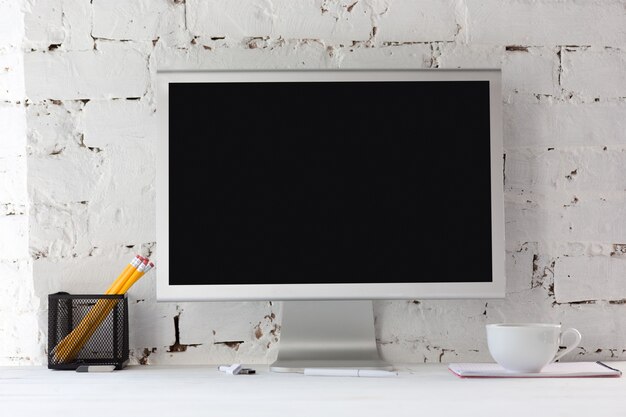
552,328,582,363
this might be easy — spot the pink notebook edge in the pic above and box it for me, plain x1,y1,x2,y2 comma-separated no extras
448,361,622,379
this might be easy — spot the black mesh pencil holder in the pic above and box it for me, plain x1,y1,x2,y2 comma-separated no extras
48,293,129,370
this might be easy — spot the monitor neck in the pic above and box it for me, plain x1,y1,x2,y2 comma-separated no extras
270,300,392,373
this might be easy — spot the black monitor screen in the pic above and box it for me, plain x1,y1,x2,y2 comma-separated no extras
168,80,492,285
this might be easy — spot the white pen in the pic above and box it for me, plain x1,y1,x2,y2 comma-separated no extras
303,368,398,377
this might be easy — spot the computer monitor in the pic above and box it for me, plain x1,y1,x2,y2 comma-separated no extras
156,70,504,372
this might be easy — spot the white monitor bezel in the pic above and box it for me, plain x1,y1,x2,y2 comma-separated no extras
156,69,505,301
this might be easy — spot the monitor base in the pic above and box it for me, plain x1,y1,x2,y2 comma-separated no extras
271,359,393,373
270,300,392,373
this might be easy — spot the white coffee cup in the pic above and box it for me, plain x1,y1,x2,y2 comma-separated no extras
486,323,582,373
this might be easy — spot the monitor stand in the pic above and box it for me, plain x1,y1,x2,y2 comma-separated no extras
270,300,392,373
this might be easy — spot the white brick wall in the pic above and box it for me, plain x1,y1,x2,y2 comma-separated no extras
504,101,626,149
60,0,94,51
0,0,40,365
438,44,559,96
82,100,156,147
0,1,25,50
23,0,65,48
562,47,626,99
92,0,185,41
465,0,626,46
373,0,458,43
0,0,624,365
555,256,626,304
0,52,26,101
264,1,372,42
25,44,150,100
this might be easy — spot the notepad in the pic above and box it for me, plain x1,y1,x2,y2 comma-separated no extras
449,361,622,378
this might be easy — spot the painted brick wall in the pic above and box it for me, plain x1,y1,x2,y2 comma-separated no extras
0,0,39,365
2,0,625,365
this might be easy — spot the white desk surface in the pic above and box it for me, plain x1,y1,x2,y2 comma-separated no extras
2,363,625,417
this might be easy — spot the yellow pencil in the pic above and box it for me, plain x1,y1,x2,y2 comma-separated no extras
106,255,142,294
118,260,152,294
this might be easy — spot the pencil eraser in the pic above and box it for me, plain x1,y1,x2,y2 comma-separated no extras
76,365,115,373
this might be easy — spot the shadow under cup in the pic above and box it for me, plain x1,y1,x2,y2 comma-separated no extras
486,323,582,373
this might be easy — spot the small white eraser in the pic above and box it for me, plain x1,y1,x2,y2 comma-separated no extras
75,365,116,373
218,364,243,375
